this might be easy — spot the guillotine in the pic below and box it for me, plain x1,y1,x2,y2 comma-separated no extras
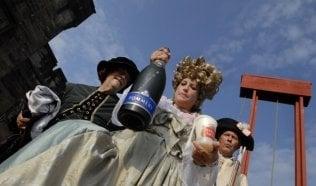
239,74,312,186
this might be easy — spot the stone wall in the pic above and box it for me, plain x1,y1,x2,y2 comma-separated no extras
0,0,95,141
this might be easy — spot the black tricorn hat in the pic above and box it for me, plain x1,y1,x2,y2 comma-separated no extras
215,118,254,151
97,57,139,92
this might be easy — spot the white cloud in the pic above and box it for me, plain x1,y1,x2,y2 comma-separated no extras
307,147,316,184
249,54,283,69
206,0,316,72
205,39,246,68
207,39,245,56
133,0,155,9
242,0,302,30
246,0,316,70
49,0,129,84
307,15,316,33
105,0,155,11
310,57,316,65
248,119,316,185
284,38,316,62
250,37,316,69
221,66,238,78
306,121,316,184
283,25,303,41
249,143,295,186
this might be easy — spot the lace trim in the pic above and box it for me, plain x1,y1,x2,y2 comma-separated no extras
157,96,198,125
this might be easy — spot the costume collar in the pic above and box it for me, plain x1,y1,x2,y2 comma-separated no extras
158,96,198,125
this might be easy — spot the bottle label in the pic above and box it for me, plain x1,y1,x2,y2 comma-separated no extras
123,91,157,116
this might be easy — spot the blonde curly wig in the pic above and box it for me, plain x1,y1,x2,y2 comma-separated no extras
172,57,222,110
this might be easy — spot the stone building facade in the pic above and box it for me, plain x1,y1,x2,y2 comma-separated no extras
0,0,95,141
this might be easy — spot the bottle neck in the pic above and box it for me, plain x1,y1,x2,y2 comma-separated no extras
151,60,166,68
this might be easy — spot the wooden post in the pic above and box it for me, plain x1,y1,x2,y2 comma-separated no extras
239,74,311,186
294,97,307,186
241,90,258,175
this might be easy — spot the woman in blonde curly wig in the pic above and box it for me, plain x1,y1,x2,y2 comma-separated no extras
172,56,222,112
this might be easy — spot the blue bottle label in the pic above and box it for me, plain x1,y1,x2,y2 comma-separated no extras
123,91,157,116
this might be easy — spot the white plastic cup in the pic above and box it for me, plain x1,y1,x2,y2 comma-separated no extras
194,115,217,141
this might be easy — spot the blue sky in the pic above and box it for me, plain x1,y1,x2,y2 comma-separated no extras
49,0,316,185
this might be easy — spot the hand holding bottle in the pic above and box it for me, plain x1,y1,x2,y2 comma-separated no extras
150,47,171,64
118,47,170,130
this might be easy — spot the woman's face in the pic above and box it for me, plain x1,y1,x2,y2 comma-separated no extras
174,78,199,112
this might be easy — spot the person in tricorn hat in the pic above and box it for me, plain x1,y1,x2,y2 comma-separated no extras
0,57,140,163
194,117,254,186
0,48,170,167
16,56,139,132
0,56,140,164
216,118,254,186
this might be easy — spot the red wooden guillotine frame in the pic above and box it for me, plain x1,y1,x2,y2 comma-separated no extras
239,74,312,186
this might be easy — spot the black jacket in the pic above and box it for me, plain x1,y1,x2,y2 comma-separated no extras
47,83,123,131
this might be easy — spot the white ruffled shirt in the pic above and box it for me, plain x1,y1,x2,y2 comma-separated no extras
156,96,199,125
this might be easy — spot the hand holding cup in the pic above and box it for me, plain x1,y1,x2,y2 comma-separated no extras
192,115,218,166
